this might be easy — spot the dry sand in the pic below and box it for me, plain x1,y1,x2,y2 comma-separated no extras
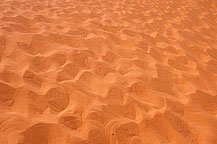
0,0,217,144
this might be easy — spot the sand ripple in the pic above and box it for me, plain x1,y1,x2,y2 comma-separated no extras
0,0,217,144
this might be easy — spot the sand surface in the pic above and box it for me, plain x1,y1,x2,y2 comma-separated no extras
0,0,217,144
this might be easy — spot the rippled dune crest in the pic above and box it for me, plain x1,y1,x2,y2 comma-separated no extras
0,0,217,144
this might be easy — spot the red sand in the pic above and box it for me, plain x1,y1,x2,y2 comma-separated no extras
0,0,217,144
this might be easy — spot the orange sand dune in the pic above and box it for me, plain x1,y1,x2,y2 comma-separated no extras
0,0,217,144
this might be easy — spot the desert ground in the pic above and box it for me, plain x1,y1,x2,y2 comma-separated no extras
0,0,217,144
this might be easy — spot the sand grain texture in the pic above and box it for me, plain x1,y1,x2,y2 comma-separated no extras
0,0,217,144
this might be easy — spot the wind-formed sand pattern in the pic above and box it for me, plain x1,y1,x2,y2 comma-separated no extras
0,0,217,144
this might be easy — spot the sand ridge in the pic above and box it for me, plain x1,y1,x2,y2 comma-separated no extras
0,0,217,144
